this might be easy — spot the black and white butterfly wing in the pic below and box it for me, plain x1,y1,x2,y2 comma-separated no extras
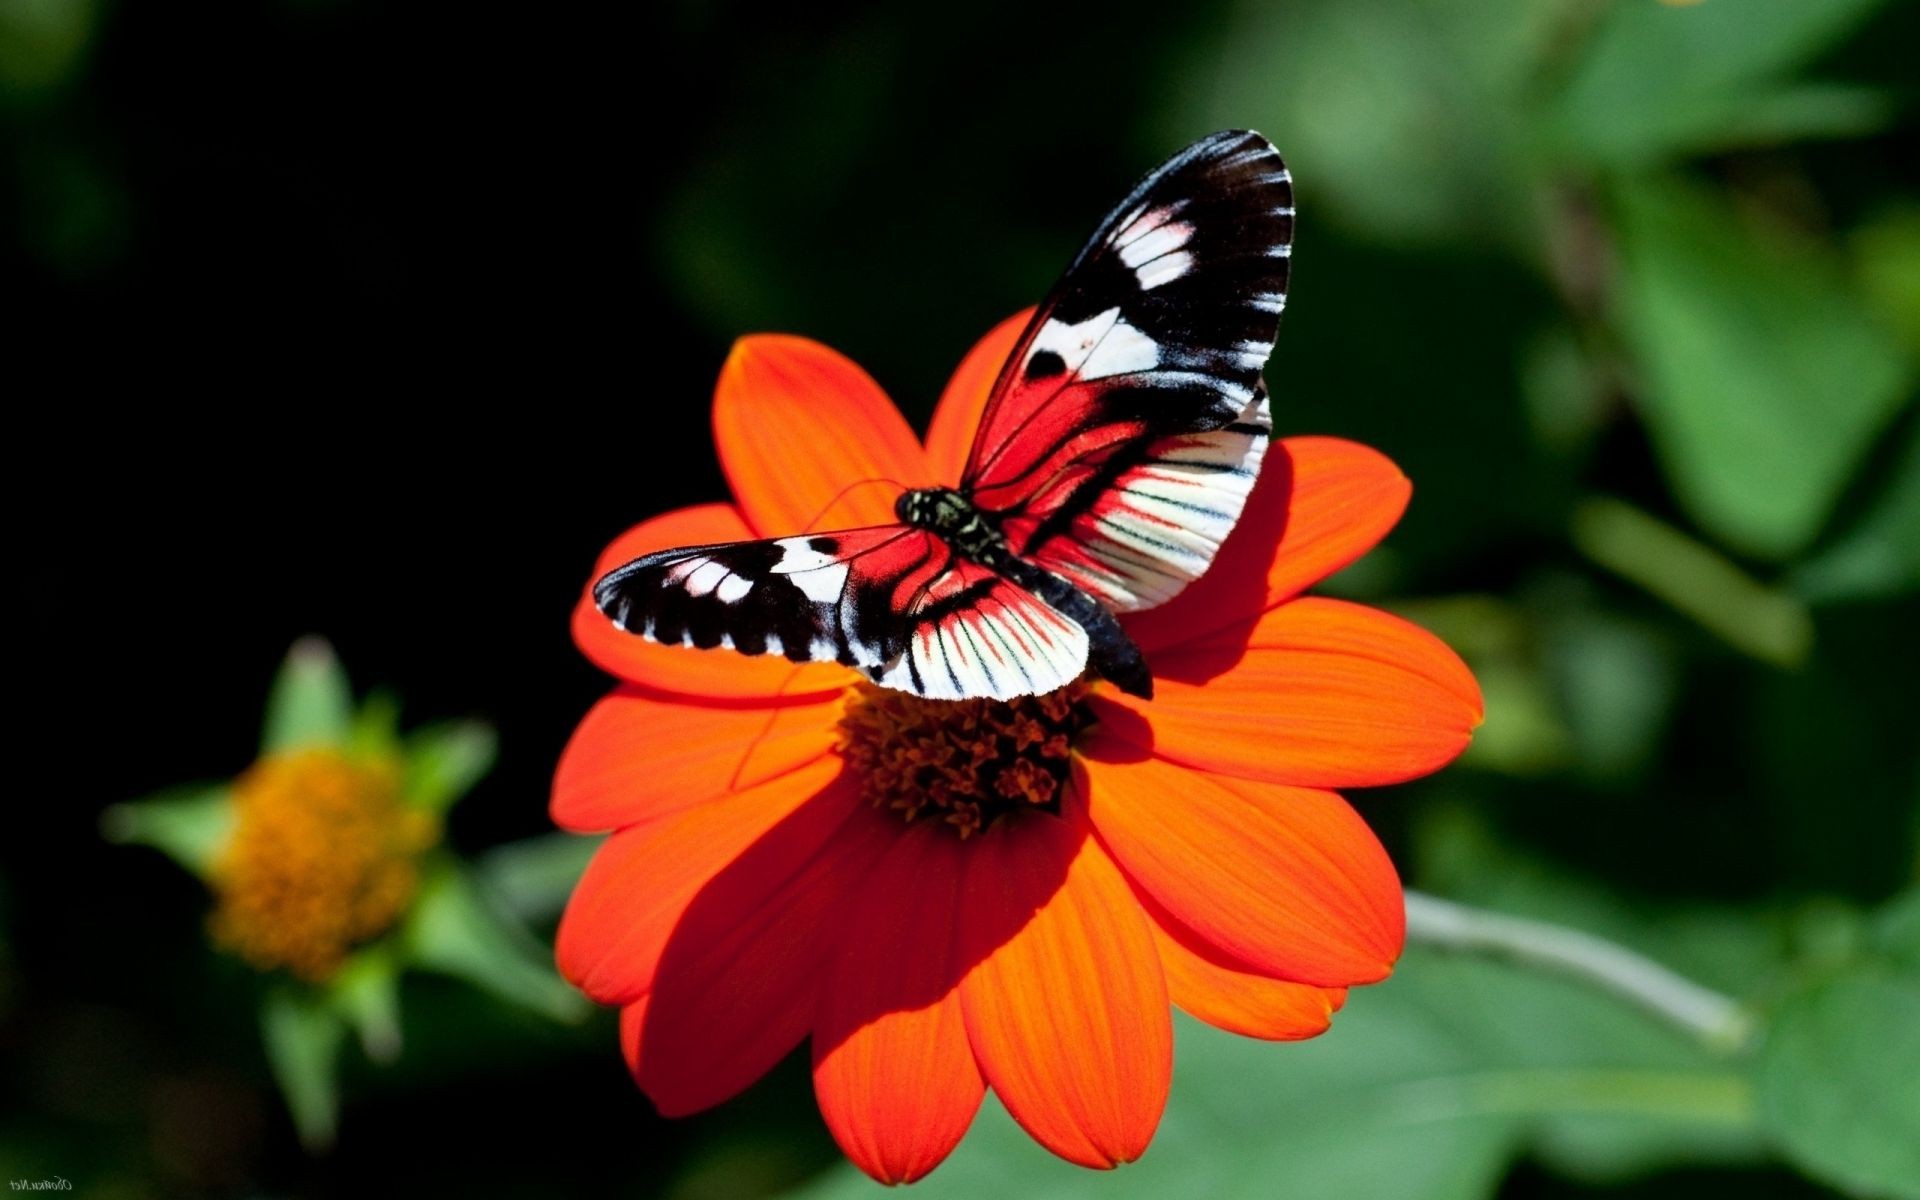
592,526,1089,701
962,129,1292,612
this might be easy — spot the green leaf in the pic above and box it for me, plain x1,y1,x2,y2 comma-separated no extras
0,0,101,96
1176,0,1567,251
1554,0,1894,166
1852,207,1920,354
1871,888,1920,971
349,689,402,761
404,864,588,1024
262,637,354,754
98,784,234,876
328,949,403,1064
1608,176,1913,558
1571,497,1813,667
475,832,603,925
401,720,497,813
1757,968,1920,1199
261,986,348,1154
1791,422,1920,604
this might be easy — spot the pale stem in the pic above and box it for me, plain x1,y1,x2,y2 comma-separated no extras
1403,890,1755,1052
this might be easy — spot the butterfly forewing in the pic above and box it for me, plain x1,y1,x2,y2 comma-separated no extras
593,526,1090,700
960,129,1292,611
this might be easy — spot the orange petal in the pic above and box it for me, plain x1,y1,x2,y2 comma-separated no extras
813,824,983,1184
924,308,1036,484
635,799,897,1117
958,813,1171,1169
551,685,843,832
1078,756,1404,987
1126,437,1411,653
1141,890,1345,1041
554,756,853,1005
714,335,934,535
1104,597,1483,789
573,503,856,698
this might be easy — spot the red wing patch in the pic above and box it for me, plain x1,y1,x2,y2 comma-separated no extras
1000,387,1271,612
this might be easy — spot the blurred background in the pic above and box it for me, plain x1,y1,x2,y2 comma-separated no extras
5,0,1916,1195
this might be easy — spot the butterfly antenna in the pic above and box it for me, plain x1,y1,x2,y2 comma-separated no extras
725,664,847,793
796,476,910,534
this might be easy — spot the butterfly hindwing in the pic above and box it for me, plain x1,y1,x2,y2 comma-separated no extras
1001,384,1271,612
961,129,1292,610
593,526,1089,700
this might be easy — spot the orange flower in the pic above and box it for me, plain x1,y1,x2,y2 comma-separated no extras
554,312,1484,1183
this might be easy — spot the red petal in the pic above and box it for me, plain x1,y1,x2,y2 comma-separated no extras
573,504,854,698
1140,890,1345,1041
554,756,852,1005
1126,437,1411,653
958,813,1171,1168
634,798,897,1117
713,335,933,535
1103,597,1483,788
551,685,843,832
813,825,983,1184
923,308,1035,484
1077,757,1404,987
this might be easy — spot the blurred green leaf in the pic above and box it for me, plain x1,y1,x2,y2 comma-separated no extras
99,784,233,877
1609,176,1913,558
0,0,100,97
1757,967,1920,1199
1181,0,1567,251
1791,421,1920,604
476,832,602,925
1543,605,1678,784
1520,323,1612,457
349,688,402,761
1874,889,1920,969
401,720,497,813
1554,0,1893,166
405,864,589,1024
262,986,347,1154
1852,207,1920,354
1460,661,1576,777
262,637,354,754
329,950,403,1064
1572,497,1813,666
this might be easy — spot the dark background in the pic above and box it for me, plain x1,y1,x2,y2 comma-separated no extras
6,0,1916,1195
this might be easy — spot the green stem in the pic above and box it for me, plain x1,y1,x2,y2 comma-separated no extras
1404,890,1755,1053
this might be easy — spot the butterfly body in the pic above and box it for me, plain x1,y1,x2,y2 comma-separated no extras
595,130,1294,702
895,486,1154,698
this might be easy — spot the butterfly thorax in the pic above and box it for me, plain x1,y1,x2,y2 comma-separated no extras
896,488,1006,562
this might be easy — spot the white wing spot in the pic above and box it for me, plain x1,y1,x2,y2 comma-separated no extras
770,538,851,604
1030,308,1160,381
1136,250,1192,290
1117,219,1192,268
682,559,728,597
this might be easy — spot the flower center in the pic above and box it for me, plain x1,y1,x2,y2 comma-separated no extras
208,748,436,982
836,681,1092,839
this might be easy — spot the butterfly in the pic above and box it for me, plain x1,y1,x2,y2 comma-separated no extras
594,129,1293,702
